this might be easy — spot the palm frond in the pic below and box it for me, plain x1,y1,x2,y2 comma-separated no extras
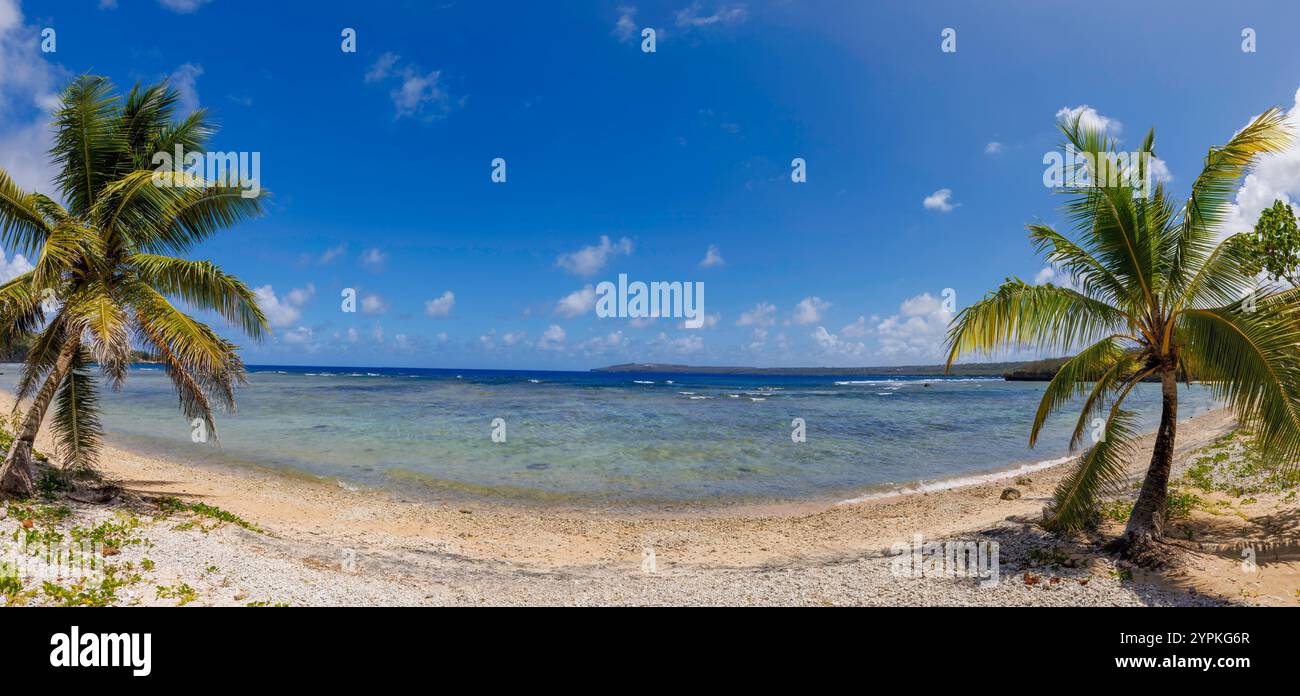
14,316,70,405
1056,118,1157,311
119,82,182,169
30,220,102,290
945,279,1132,367
1045,408,1139,534
0,169,52,256
1177,303,1300,469
129,253,268,339
93,171,266,256
51,346,103,470
0,272,48,344
51,75,124,216
147,108,214,164
63,284,134,389
1166,107,1292,300
1028,336,1131,448
130,284,246,421
1028,224,1132,307
1177,232,1274,313
135,316,221,443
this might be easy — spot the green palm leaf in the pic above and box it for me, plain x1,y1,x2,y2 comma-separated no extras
52,347,104,471
1046,409,1139,534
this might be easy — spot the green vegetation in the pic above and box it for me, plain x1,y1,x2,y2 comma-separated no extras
155,583,198,606
1182,429,1300,496
946,107,1300,564
1241,199,1300,287
0,571,22,600
69,513,150,551
155,496,263,534
40,566,140,607
1098,490,1200,524
0,75,270,498
1001,357,1072,381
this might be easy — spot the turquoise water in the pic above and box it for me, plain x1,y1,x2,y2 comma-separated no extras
0,364,1221,507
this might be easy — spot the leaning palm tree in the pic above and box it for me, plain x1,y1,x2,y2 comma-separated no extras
0,75,268,497
946,108,1300,564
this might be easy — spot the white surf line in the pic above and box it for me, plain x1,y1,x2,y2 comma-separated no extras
835,455,1077,505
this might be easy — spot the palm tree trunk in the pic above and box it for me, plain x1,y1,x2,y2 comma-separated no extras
0,339,80,498
1116,367,1178,564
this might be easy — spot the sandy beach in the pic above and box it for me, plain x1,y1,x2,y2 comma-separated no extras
3,388,1298,606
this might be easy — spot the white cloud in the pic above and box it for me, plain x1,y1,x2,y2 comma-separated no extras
501,330,527,347
1055,104,1120,135
613,6,638,42
555,235,633,276
1222,87,1300,237
392,69,448,119
424,290,455,318
736,301,776,327
318,243,347,265
555,285,596,318
168,63,204,115
359,248,388,270
361,293,388,315
811,326,865,358
1034,265,1080,291
699,244,725,268
679,312,720,329
654,332,704,354
1150,156,1173,184
364,52,453,120
675,3,747,28
282,326,315,346
0,0,66,193
922,188,958,212
538,324,566,351
578,330,628,355
359,299,387,319
364,52,400,83
791,296,830,325
0,247,33,283
157,0,212,12
285,283,316,307
738,301,776,350
0,118,56,192
984,141,1003,155
841,315,869,338
253,284,314,328
875,292,954,360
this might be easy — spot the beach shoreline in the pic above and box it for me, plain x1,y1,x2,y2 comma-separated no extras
6,387,1297,606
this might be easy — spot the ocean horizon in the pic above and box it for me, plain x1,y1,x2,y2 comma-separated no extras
0,362,1222,508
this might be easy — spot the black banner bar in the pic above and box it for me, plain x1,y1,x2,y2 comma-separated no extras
3,607,1284,683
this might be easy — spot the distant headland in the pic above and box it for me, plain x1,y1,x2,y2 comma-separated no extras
592,357,1071,380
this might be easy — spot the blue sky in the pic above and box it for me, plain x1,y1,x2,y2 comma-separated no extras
4,0,1300,369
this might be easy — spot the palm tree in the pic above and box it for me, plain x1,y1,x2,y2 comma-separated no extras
0,76,268,498
946,108,1300,564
